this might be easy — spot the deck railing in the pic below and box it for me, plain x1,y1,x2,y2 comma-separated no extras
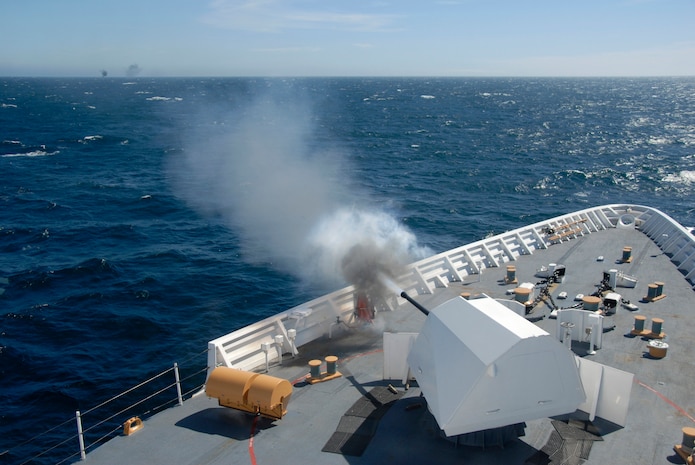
208,204,695,375
7,351,208,465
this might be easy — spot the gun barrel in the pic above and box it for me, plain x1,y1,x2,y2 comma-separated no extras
400,291,430,316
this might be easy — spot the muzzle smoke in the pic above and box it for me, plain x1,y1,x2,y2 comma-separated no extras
169,84,431,292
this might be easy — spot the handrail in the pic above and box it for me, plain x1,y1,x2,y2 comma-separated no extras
206,204,695,375
9,354,208,465
82,368,174,418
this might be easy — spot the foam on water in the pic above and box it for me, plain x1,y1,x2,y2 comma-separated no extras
1,150,59,158
664,170,695,185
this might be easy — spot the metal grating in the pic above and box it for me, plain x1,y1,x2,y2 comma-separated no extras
322,386,404,456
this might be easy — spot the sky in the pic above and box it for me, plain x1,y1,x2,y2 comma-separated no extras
1,0,694,77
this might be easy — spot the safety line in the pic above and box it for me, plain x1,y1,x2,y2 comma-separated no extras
635,378,695,423
248,414,259,465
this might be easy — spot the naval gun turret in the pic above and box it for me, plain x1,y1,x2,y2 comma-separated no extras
404,294,586,438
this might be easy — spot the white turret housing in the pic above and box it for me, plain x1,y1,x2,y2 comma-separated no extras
407,295,586,437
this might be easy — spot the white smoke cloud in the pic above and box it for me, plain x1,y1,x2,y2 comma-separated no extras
169,85,430,288
306,208,428,285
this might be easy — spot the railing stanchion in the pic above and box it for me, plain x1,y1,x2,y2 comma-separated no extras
174,363,183,406
75,410,86,461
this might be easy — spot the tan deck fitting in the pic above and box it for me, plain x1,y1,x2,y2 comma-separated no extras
505,265,518,284
582,296,601,311
306,356,343,384
644,281,666,302
674,426,695,463
205,366,292,420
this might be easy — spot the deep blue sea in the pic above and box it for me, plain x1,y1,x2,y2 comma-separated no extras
2,77,694,463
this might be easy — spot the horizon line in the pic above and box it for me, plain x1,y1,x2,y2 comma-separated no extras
2,74,695,79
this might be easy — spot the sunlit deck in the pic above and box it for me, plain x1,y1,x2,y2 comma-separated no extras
79,206,695,465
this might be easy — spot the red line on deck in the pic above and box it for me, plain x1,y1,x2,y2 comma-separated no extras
636,378,695,423
248,414,259,465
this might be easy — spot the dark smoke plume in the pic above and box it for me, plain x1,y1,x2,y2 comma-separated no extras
126,64,142,77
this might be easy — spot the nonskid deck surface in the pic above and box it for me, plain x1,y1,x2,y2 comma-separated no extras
81,226,695,465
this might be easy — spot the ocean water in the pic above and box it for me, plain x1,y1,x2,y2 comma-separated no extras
1,77,694,463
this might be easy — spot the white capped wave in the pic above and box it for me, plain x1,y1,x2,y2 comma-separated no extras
80,135,103,143
627,116,653,128
420,95,435,99
533,177,551,190
566,169,591,178
1,103,18,108
679,135,695,147
1,150,59,158
647,136,671,145
663,170,695,184
479,92,511,97
146,96,182,101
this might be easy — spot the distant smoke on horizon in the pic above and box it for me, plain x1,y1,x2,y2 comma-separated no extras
168,84,431,291
126,64,142,77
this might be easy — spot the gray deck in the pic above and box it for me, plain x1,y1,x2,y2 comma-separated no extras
81,226,695,465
